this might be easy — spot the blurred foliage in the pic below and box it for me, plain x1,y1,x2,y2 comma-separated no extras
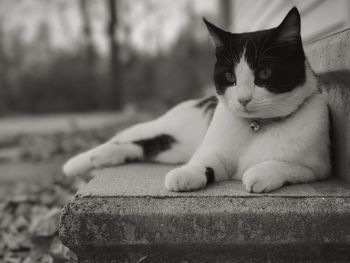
0,112,149,262
0,111,151,162
0,168,90,263
124,35,213,110
0,0,215,115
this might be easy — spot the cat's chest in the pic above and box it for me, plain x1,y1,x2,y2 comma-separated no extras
237,96,328,159
209,100,327,178
209,104,283,153
230,119,284,156
207,107,281,162
227,120,293,178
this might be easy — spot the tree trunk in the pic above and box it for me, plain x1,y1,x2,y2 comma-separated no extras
0,22,10,114
79,0,97,109
219,0,232,29
106,0,123,110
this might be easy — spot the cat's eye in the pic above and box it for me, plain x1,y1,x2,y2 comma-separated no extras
225,72,236,85
258,68,272,80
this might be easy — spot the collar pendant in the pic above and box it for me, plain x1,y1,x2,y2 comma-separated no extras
250,120,261,132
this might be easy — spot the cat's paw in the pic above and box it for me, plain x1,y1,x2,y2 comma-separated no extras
242,169,284,193
62,152,93,177
165,165,206,192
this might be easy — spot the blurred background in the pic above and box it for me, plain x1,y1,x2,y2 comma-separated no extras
0,0,350,262
0,0,218,115
0,0,349,115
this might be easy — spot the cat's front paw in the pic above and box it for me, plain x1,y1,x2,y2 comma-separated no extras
242,169,283,193
165,166,206,192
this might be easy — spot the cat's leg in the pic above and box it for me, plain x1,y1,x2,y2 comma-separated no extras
62,133,185,177
63,126,196,177
89,143,143,167
165,147,228,192
165,101,239,192
62,120,157,177
62,142,142,176
242,160,320,193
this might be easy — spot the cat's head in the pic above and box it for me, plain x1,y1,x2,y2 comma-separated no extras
204,7,316,119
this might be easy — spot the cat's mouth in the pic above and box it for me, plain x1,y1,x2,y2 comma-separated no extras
241,107,254,113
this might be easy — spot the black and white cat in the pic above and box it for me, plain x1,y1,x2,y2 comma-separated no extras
63,7,331,193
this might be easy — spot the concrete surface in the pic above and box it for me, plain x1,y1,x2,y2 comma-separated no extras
306,28,350,181
81,164,350,197
60,164,350,262
306,28,350,73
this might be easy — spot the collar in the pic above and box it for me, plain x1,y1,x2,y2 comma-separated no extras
248,118,278,132
246,92,316,132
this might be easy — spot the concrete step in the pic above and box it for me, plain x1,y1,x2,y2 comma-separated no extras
59,164,350,262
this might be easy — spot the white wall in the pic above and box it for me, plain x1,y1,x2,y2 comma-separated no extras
231,0,350,43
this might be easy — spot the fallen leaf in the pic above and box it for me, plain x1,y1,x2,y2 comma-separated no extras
29,208,61,237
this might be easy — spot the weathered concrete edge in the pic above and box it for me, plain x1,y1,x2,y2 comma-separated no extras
59,194,350,255
306,28,350,181
306,28,350,73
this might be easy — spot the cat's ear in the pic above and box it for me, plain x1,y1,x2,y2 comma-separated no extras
203,18,228,48
276,7,301,44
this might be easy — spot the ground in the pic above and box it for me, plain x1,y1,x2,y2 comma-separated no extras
0,111,153,263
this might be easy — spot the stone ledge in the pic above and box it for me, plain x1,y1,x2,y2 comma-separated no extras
59,164,350,262
306,28,350,73
306,28,350,180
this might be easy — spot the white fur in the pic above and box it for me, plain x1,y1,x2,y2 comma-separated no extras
165,61,330,193
62,100,208,177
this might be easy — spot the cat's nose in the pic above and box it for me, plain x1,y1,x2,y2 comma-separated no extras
238,98,251,107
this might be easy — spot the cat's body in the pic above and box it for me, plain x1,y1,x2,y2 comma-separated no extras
63,7,331,193
63,97,213,176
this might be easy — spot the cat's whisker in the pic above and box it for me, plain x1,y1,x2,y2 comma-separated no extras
228,41,239,63
223,49,237,64
216,53,232,65
258,31,273,58
227,40,234,63
220,61,234,67
252,98,273,105
260,55,279,61
217,54,233,67
249,39,259,63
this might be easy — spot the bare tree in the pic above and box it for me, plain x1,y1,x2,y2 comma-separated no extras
79,0,97,108
0,21,10,114
80,0,95,61
219,0,232,29
106,0,123,109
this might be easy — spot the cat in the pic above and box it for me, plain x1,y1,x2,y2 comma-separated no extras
63,7,331,193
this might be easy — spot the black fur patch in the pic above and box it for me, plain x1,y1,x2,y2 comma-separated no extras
133,134,176,160
125,157,141,163
195,96,218,119
205,167,215,184
205,8,306,95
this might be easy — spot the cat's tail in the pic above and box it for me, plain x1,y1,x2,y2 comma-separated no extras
62,150,94,177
